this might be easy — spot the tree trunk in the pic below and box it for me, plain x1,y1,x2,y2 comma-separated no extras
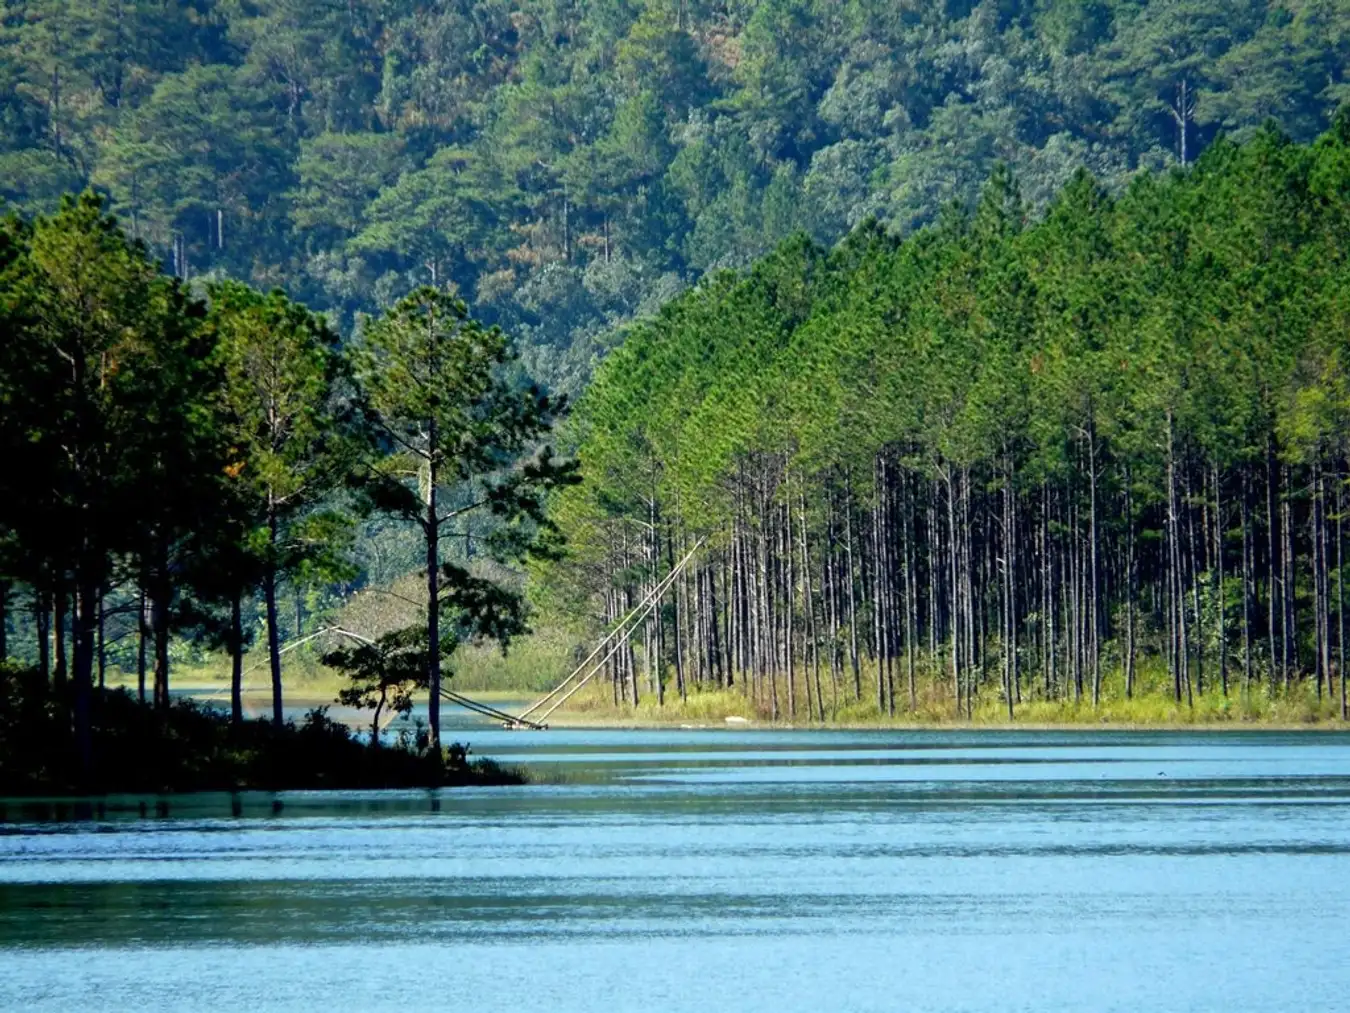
96,586,106,691
72,579,97,778
1125,466,1136,699
1338,462,1346,721
36,592,50,683
1215,463,1227,696
54,588,68,689
1088,425,1101,707
265,506,284,728
231,591,244,728
1267,442,1280,685
1241,466,1253,696
137,590,148,704
946,467,961,715
844,474,862,700
152,587,170,713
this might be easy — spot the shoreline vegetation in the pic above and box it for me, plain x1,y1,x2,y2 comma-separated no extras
0,665,524,798
169,653,1350,730
0,197,572,792
8,111,1350,802
540,123,1350,733
540,683,1349,730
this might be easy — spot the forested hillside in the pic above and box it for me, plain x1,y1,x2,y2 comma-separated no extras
4,0,1350,389
543,121,1350,721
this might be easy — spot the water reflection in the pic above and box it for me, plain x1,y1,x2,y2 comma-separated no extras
3,729,1350,1013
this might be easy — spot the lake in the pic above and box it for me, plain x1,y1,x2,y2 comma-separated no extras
4,727,1350,1012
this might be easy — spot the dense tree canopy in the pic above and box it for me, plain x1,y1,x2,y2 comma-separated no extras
0,195,563,777
544,119,1350,720
3,0,1350,391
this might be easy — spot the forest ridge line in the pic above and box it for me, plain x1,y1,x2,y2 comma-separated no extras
3,0,1350,395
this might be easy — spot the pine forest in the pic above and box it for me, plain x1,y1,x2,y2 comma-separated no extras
544,121,1350,722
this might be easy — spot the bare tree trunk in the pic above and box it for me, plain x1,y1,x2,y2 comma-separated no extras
137,589,147,704
54,588,68,690
425,443,442,752
152,587,170,713
844,474,862,700
96,586,106,691
797,482,825,721
1125,466,1136,699
946,467,961,715
36,592,50,683
1087,425,1101,707
72,579,96,776
265,506,285,729
1282,466,1296,688
903,472,917,711
1267,442,1280,685
1338,462,1346,721
231,591,244,728
1215,463,1227,696
1241,466,1253,696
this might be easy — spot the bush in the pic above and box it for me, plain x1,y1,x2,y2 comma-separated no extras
0,664,524,795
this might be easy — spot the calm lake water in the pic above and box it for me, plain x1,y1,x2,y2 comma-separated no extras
4,725,1350,1012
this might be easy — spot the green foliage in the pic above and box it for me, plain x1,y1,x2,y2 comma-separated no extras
0,663,523,793
350,284,577,746
4,0,1349,393
545,120,1350,718
325,627,423,741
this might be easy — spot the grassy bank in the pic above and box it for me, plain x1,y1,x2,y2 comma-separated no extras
0,665,524,796
540,663,1349,729
135,625,581,705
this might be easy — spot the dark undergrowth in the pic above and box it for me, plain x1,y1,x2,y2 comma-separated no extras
0,664,524,795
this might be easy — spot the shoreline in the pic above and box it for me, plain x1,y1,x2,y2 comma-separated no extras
159,682,1350,734
533,713,1350,732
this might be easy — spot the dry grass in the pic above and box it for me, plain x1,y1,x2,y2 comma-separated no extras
537,658,1348,728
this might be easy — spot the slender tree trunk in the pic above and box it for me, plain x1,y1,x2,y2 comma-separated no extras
53,588,68,690
1283,468,1296,687
903,473,917,711
1215,463,1227,696
72,579,97,777
1088,425,1101,707
152,585,170,713
946,468,961,715
1241,466,1253,696
1125,466,1136,699
1337,461,1346,721
1044,483,1054,697
137,590,148,704
36,592,50,683
1337,462,1346,721
231,591,244,728
1267,443,1280,686
844,474,862,700
797,483,824,721
1168,412,1185,703
96,586,106,691
1317,457,1332,703
425,442,442,752
1186,469,1203,697
265,506,284,729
